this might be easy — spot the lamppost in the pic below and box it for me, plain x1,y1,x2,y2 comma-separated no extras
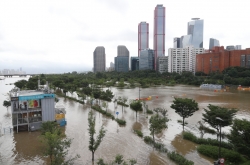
139,85,141,100
216,117,224,159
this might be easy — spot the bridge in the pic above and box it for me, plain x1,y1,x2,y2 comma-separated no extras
0,74,38,77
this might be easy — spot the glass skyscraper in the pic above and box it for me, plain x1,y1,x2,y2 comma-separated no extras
138,22,149,57
115,45,129,72
93,46,106,73
173,37,180,48
139,49,154,70
154,4,165,70
187,18,204,48
131,57,139,71
209,38,220,50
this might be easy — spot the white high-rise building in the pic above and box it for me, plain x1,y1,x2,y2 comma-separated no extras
168,46,204,74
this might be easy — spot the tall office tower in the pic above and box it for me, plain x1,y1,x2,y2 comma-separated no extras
139,49,154,70
173,37,180,48
118,45,129,57
154,4,165,70
115,45,129,72
158,56,168,73
168,46,204,74
138,22,149,56
93,46,106,73
187,18,204,48
131,57,139,71
226,46,235,51
180,35,192,48
209,38,220,50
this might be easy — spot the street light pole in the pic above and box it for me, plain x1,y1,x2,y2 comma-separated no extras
139,86,140,100
216,117,223,159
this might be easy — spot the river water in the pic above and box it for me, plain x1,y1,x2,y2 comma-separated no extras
0,77,249,165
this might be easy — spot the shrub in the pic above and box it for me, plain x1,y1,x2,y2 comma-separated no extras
117,101,129,107
197,145,245,164
144,136,153,144
153,142,168,153
91,105,115,119
183,132,233,150
134,129,143,138
146,109,153,114
167,151,194,165
115,119,126,125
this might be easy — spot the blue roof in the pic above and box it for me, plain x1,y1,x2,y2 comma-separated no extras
19,94,55,101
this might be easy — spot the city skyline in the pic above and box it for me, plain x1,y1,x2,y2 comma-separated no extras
0,0,249,73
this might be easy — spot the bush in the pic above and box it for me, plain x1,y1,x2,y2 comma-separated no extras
117,101,129,107
146,109,153,114
92,105,115,120
115,119,126,125
167,151,194,165
183,132,233,150
134,129,143,138
153,142,168,153
197,145,245,164
144,136,153,144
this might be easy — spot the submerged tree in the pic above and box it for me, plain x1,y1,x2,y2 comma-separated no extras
129,100,143,119
202,104,237,139
149,114,168,143
40,121,79,165
3,100,11,110
170,97,199,131
228,118,250,157
88,111,106,163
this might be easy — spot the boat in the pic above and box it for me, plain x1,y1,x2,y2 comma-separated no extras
200,84,224,90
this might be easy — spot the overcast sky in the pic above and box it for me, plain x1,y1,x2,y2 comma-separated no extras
0,0,249,74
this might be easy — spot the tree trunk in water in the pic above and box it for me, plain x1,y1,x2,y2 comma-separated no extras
92,151,94,163
182,118,184,131
152,129,155,145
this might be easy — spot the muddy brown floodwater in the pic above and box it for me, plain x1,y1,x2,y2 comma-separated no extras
0,77,249,165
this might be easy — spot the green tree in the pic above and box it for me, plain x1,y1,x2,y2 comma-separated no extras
41,122,79,165
228,119,250,157
170,97,199,131
3,100,11,110
129,100,142,119
149,114,168,143
88,111,106,163
118,96,128,112
14,79,28,89
202,104,237,138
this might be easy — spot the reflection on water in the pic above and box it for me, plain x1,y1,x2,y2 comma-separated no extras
0,78,250,164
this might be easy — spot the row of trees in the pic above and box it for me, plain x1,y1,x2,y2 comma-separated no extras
13,67,250,93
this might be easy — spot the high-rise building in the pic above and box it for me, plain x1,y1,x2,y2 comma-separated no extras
115,56,129,72
138,22,149,56
154,4,165,70
139,49,154,70
168,46,204,74
118,45,129,57
179,18,204,48
93,46,106,73
173,37,180,48
235,45,242,50
131,57,139,71
158,56,168,73
187,18,204,48
209,38,220,50
115,45,129,72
